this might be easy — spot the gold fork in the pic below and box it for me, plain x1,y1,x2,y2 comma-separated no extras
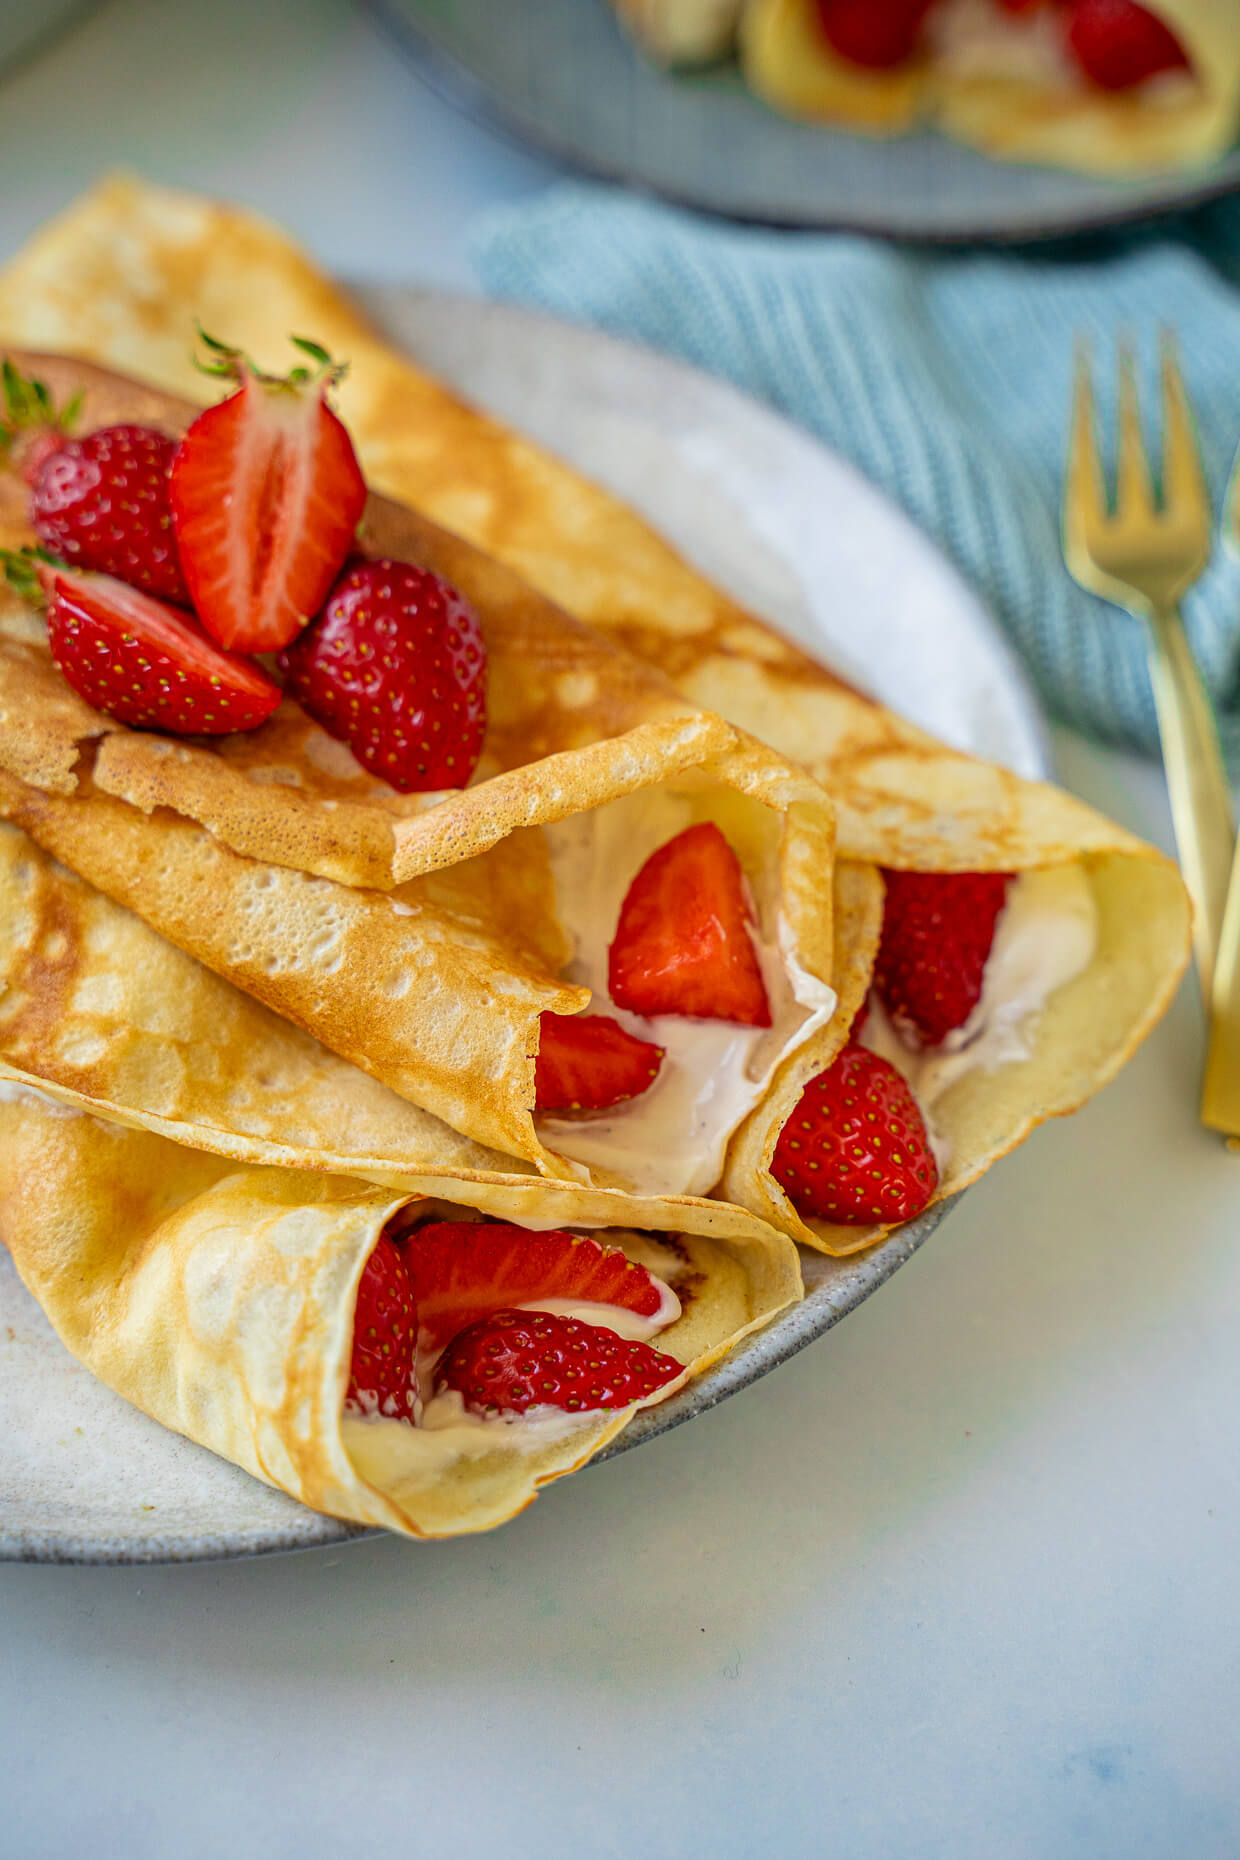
1200,451,1240,1135
1065,335,1231,1008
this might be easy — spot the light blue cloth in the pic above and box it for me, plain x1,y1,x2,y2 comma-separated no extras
474,184,1240,758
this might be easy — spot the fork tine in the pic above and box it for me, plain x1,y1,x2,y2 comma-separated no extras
1065,341,1108,547
1116,338,1156,520
1159,331,1209,521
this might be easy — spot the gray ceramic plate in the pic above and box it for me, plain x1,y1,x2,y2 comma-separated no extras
367,0,1240,241
0,290,1049,1564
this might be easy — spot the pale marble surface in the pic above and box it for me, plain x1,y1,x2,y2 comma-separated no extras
0,4,1237,1858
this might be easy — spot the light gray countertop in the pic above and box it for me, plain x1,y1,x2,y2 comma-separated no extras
0,4,1237,1857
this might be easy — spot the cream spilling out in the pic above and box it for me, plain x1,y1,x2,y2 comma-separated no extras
927,0,1195,100
341,1223,689,1485
862,863,1100,1167
536,789,835,1197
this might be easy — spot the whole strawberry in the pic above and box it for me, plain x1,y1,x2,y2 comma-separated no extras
434,1309,681,1417
279,557,487,792
875,868,1012,1048
29,424,189,605
345,1229,417,1422
770,1042,938,1226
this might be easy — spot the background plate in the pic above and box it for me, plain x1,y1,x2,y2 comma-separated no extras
367,0,1240,241
0,290,1048,1563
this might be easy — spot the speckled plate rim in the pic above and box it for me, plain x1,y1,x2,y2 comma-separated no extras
0,289,1047,1564
364,0,1240,242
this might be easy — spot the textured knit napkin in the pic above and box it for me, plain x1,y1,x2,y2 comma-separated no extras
475,183,1240,759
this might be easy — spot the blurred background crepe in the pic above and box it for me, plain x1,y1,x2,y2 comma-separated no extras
0,1086,801,1537
0,178,1189,1253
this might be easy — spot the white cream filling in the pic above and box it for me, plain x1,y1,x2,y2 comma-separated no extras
342,1227,686,1479
861,864,1099,1165
536,791,835,1197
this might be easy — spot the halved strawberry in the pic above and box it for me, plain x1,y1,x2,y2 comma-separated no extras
770,1042,938,1226
5,555,280,735
608,821,771,1027
874,868,1012,1048
397,1220,673,1353
814,0,935,68
535,1012,664,1114
169,335,367,653
278,557,487,792
1066,0,1189,88
434,1309,681,1418
345,1229,417,1421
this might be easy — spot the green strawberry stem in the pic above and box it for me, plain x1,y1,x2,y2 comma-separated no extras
0,359,81,457
191,324,349,398
0,545,60,606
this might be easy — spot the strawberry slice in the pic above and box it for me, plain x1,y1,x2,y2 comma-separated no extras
169,335,367,653
814,0,935,68
608,821,771,1027
5,556,280,735
345,1229,417,1421
1065,0,1189,88
770,1042,938,1225
278,557,487,792
398,1220,673,1353
535,1012,664,1113
434,1310,681,1418
874,868,1012,1048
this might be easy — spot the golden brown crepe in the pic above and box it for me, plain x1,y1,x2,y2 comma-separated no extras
612,0,744,63
0,349,839,1188
0,1085,802,1537
741,0,1240,175
0,181,1191,1257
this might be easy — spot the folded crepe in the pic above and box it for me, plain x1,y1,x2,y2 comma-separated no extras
0,347,840,1195
0,1083,801,1537
0,181,1191,1257
741,0,1240,175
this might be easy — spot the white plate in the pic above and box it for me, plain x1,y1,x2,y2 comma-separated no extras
0,291,1048,1563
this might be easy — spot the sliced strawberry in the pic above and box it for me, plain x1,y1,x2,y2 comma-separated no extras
1065,0,1189,88
12,559,280,735
345,1229,417,1421
29,424,189,605
608,821,770,1027
434,1310,681,1418
278,557,487,792
770,1042,938,1226
814,0,935,68
874,868,1012,1048
397,1220,672,1353
535,1012,664,1114
169,336,366,653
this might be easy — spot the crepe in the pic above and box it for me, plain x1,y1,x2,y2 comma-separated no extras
741,0,1240,175
0,348,839,1188
611,0,744,63
0,1085,802,1537
0,180,1191,1256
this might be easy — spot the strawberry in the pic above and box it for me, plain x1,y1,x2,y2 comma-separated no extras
1065,0,1188,88
770,1042,938,1226
608,821,770,1027
535,1012,664,1113
169,334,367,653
3,554,280,735
398,1220,673,1353
278,557,487,792
345,1229,417,1421
434,1309,681,1418
814,0,935,68
30,425,189,605
874,868,1012,1048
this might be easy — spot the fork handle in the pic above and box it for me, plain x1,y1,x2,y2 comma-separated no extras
1145,603,1235,1000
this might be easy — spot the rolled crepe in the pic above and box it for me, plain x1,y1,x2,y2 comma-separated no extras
611,0,744,63
0,351,839,1191
0,182,1191,1250
0,1086,802,1537
741,0,1240,175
